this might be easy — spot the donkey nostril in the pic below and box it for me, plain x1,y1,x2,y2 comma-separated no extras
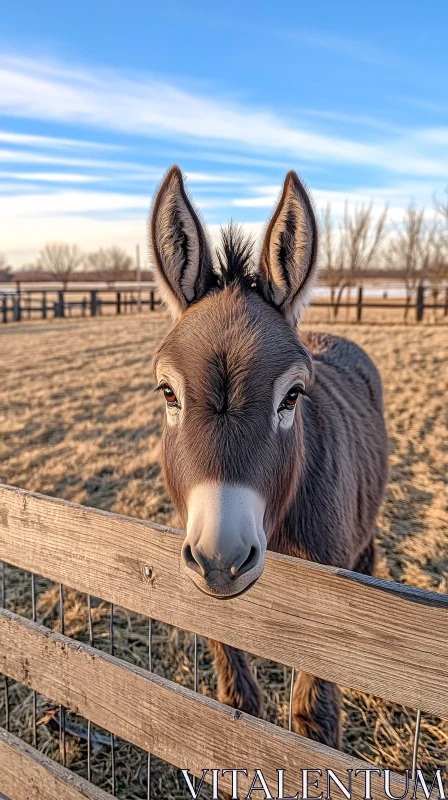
181,543,206,578
231,545,259,577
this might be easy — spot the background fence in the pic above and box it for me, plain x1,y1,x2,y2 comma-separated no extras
1,283,448,324
0,484,447,799
0,284,162,323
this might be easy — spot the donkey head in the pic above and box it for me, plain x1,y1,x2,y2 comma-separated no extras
150,166,318,598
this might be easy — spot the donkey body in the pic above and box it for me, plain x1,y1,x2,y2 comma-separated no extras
149,167,388,748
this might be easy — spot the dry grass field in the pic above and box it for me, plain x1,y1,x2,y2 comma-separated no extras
0,312,447,798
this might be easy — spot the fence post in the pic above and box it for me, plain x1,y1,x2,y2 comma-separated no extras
1,295,7,324
42,292,47,320
444,287,448,317
55,291,65,318
12,294,21,322
416,284,425,322
150,290,155,311
116,292,121,315
90,290,97,317
16,280,21,317
356,286,363,323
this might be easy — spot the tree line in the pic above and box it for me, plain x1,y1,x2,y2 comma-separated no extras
320,196,448,319
0,245,136,288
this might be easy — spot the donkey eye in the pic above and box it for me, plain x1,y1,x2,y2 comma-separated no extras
164,387,177,405
278,383,305,413
156,383,179,408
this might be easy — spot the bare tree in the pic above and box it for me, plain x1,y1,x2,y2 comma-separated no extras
435,189,448,224
320,203,388,318
38,243,83,288
85,246,134,287
19,262,45,275
319,205,344,312
387,205,433,321
0,253,12,281
427,232,448,319
428,197,448,315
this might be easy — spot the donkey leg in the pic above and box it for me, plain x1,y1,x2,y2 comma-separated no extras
292,672,342,749
208,639,263,717
353,536,376,575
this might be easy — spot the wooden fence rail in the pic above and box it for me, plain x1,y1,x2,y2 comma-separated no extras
0,728,110,800
2,608,410,800
0,484,447,719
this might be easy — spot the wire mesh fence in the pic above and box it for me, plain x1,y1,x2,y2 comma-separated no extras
0,562,296,798
0,559,429,800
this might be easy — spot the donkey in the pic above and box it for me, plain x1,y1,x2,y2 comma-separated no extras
149,166,388,749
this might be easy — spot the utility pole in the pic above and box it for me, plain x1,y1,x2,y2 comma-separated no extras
136,243,142,313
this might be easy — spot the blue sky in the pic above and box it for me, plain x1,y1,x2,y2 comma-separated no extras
1,0,447,266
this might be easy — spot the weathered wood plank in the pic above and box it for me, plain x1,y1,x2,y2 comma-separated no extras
0,484,447,717
0,609,410,800
0,727,110,800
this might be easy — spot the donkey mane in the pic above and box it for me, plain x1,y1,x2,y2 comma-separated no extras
215,221,257,290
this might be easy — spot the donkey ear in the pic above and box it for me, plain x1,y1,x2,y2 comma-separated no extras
259,170,318,327
150,165,215,319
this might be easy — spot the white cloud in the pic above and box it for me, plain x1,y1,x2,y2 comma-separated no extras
232,181,446,222
0,181,45,193
0,188,230,219
2,214,147,267
0,54,447,178
0,147,123,169
185,171,249,184
419,128,448,145
0,190,150,216
0,148,167,179
0,130,122,150
118,169,250,184
0,188,229,267
0,171,99,183
280,29,394,67
0,150,250,187
233,195,278,208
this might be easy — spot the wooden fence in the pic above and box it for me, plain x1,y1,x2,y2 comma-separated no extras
0,483,446,799
0,285,162,323
1,284,448,324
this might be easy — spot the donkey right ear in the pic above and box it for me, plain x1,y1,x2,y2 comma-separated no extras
149,165,215,319
258,170,318,328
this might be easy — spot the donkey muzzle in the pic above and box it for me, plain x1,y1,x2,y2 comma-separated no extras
182,483,266,598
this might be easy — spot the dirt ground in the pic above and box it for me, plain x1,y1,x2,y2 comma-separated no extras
0,312,447,798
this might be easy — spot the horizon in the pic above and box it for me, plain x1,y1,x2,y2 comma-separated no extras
1,1,448,268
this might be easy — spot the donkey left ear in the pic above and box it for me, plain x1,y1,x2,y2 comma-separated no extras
258,170,318,327
150,165,215,319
